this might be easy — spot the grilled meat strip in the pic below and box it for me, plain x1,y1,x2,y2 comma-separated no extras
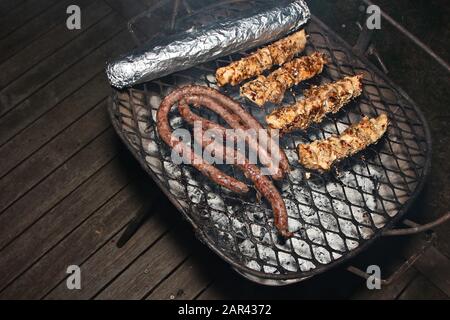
179,100,292,237
298,113,389,171
157,88,249,193
216,29,307,86
157,85,292,237
178,94,284,180
240,52,327,106
266,75,363,133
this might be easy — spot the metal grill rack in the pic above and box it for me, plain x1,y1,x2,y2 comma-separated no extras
108,13,431,283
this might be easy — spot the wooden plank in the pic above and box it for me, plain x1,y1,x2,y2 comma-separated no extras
0,127,118,250
0,0,110,89
104,0,149,20
0,72,110,178
0,128,116,247
414,246,450,297
0,0,27,17
45,202,178,299
0,0,59,39
95,225,195,300
147,254,217,300
0,100,110,213
0,11,121,116
0,0,97,63
0,29,133,146
196,281,226,300
398,274,448,300
0,182,147,299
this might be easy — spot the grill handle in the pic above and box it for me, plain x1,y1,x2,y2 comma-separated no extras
353,18,389,74
347,228,435,285
382,212,450,237
347,212,449,285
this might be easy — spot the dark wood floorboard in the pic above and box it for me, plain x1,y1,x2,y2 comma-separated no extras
0,0,109,90
0,179,146,299
0,128,118,250
0,0,59,39
45,198,178,299
0,72,110,178
0,0,27,17
0,0,95,63
0,27,133,146
0,11,121,116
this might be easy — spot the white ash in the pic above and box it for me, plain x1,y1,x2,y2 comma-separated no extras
325,232,346,252
151,109,157,123
331,198,352,219
371,212,387,228
291,238,312,259
287,218,303,233
206,192,226,211
256,244,278,267
317,211,340,232
211,210,230,230
168,179,185,198
145,156,163,174
312,245,332,264
169,116,184,129
263,265,278,274
332,252,343,260
297,258,316,272
284,148,298,165
346,239,359,250
292,185,312,205
239,240,257,259
250,224,267,241
245,260,261,271
163,161,182,179
187,185,204,204
288,168,303,182
278,252,298,272
351,206,373,226
244,205,268,223
301,209,320,225
142,138,159,156
306,226,327,246
358,226,374,239
205,73,217,84
338,218,359,239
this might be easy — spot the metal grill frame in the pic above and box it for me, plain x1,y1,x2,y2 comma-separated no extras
108,15,432,281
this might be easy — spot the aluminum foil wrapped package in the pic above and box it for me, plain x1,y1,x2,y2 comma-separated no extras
106,0,310,88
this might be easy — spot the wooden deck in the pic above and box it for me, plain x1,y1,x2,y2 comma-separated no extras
0,0,448,300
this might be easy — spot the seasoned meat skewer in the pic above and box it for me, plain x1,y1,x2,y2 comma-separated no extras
216,29,307,86
298,113,389,171
240,51,327,107
266,75,363,133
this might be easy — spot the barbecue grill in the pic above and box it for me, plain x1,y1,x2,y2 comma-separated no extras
108,0,434,285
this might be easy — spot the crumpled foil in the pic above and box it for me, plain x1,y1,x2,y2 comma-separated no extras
106,0,310,89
